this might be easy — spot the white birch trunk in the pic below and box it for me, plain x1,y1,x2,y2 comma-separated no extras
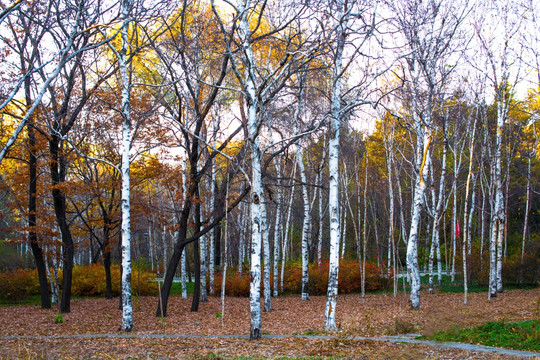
234,0,264,338
521,155,531,264
52,245,59,305
297,148,310,301
429,128,447,293
200,211,207,302
463,122,478,305
181,158,188,300
249,133,263,339
317,135,327,266
119,0,133,331
239,201,246,273
324,0,346,330
361,145,368,305
261,192,273,311
385,134,395,285
317,171,324,266
148,224,154,272
341,205,347,259
273,155,282,296
281,164,296,292
209,116,218,295
407,111,431,310
451,159,457,283
492,94,507,296
162,225,167,274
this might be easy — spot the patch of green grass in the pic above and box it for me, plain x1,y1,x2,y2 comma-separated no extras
166,280,195,295
302,330,324,335
0,295,42,306
54,313,64,323
422,319,540,351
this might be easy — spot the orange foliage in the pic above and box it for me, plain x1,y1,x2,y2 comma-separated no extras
0,268,40,300
283,260,391,295
210,260,392,297
0,264,158,301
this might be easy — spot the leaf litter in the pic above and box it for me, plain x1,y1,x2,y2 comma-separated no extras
0,288,538,359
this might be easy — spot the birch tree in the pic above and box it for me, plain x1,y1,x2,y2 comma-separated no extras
391,0,468,309
324,0,380,330
474,0,524,297
212,0,315,339
293,79,311,301
323,0,348,330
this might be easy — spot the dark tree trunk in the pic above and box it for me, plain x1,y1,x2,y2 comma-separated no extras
156,244,185,317
213,179,222,269
187,250,192,283
214,222,221,268
28,124,51,309
49,137,75,313
191,240,201,312
104,250,113,299
103,217,113,299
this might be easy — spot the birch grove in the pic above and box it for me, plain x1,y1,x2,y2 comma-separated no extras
0,0,538,338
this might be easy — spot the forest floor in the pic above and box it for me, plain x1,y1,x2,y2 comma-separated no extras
0,288,538,359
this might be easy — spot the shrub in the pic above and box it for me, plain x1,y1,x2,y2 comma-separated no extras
213,271,250,297
71,263,158,297
502,253,539,286
460,243,538,287
0,268,40,300
283,259,391,295
0,264,159,301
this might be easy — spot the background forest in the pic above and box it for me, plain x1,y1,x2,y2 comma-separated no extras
0,0,538,338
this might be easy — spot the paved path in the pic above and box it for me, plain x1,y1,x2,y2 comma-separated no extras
2,333,539,358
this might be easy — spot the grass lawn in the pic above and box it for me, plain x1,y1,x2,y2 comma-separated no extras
422,319,540,351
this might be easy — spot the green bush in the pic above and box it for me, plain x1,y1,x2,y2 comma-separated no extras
503,253,539,286
466,244,539,287
0,240,25,271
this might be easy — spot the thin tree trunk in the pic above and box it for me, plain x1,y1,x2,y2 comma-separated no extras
317,135,327,266
341,202,347,259
191,241,201,312
429,125,448,293
273,155,282,296
261,192,273,311
462,115,478,304
281,164,296,292
209,115,218,296
361,142,369,304
200,212,208,302
521,155,531,264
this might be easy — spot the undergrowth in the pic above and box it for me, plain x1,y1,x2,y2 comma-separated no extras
422,319,540,351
